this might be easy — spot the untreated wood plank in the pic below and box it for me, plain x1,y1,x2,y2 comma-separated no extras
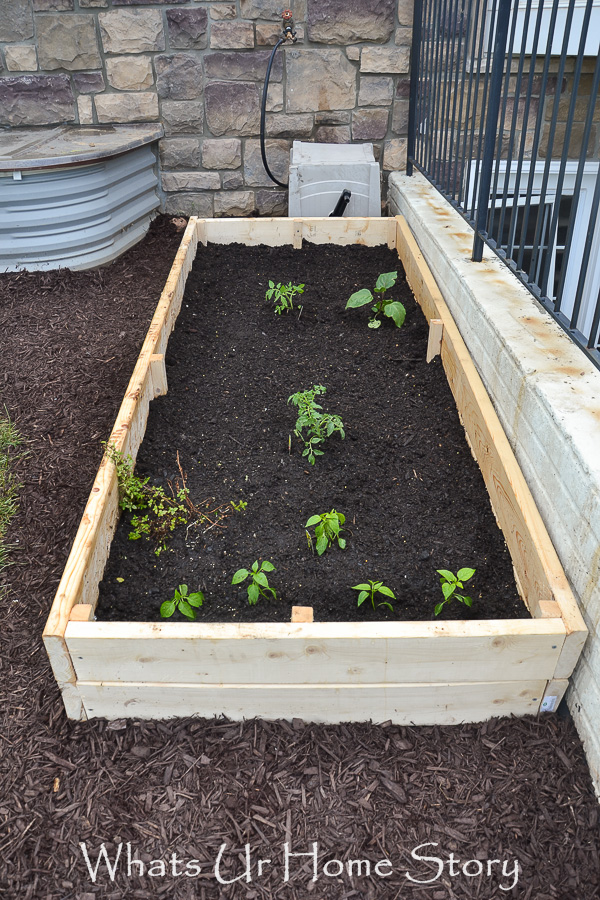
291,606,313,623
395,215,587,682
202,217,295,246
149,353,167,397
69,604,94,622
65,618,564,685
540,678,570,712
77,679,548,723
426,318,443,362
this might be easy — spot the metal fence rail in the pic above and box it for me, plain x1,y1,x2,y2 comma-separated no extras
407,0,600,368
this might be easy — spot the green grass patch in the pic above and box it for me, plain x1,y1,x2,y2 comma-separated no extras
0,415,25,575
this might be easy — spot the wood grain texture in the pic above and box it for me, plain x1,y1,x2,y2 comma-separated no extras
395,215,587,681
77,679,548,723
426,318,443,362
65,618,564,685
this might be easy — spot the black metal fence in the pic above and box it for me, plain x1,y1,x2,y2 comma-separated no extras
407,0,600,368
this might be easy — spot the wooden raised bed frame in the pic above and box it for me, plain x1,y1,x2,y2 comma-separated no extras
43,216,587,723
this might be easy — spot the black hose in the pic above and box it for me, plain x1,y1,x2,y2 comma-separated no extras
261,37,288,189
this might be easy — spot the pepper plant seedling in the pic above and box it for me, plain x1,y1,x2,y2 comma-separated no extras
345,271,406,330
288,385,345,465
266,280,304,315
232,560,277,605
435,567,476,616
305,510,346,556
160,584,204,620
352,579,395,611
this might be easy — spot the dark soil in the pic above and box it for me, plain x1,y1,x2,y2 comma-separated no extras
97,242,524,624
1,216,599,900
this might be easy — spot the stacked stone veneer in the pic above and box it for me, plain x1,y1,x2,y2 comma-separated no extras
0,0,414,217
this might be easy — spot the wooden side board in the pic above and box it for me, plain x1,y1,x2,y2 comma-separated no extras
395,216,587,681
43,214,586,723
76,679,547,724
65,618,565,685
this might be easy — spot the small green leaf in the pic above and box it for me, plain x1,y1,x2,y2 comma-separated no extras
368,319,381,329
375,271,398,292
232,568,248,584
251,561,258,572
462,595,473,607
306,515,321,527
248,582,259,605
378,601,394,611
346,289,373,309
316,534,329,556
338,537,346,550
457,567,476,582
178,584,188,597
352,584,370,591
261,561,275,572
442,582,455,600
179,600,196,620
357,591,368,606
378,586,396,599
160,600,176,618
116,577,124,583
188,592,204,607
434,602,444,616
437,569,456,582
254,571,268,587
384,301,407,328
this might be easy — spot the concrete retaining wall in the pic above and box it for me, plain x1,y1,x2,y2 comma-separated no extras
389,171,600,797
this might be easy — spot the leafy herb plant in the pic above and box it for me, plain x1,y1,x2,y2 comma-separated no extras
232,560,277,605
230,499,248,513
352,580,396,611
345,271,406,330
435,567,476,616
106,444,230,555
160,584,204,620
288,385,345,465
266,280,304,316
305,510,346,556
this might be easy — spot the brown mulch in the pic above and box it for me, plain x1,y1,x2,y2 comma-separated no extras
0,216,599,900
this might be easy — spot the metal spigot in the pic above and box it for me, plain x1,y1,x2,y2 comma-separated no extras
281,9,297,41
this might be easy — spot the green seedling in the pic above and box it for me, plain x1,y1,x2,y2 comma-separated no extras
352,580,396,611
105,444,230,555
266,280,304,315
230,499,248,513
305,510,346,556
435,567,476,616
288,385,345,465
345,271,406,330
160,584,204,620
232,560,277,605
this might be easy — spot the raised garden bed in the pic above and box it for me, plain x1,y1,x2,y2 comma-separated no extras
43,216,587,723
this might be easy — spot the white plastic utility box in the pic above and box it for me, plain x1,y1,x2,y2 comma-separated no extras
288,141,381,217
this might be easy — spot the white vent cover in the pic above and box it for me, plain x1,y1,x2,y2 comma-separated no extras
288,141,381,217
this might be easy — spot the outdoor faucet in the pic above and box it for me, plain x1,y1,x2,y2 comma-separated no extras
281,9,297,42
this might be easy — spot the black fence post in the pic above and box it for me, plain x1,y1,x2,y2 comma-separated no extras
406,0,424,176
471,0,512,261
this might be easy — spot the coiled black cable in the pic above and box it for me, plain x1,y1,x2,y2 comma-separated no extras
260,37,288,189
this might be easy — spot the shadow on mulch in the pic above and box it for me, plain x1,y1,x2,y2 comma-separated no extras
0,216,598,900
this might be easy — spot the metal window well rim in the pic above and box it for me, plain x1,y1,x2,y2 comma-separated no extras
42,215,586,724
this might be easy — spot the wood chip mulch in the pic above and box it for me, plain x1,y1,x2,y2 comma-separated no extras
0,216,599,900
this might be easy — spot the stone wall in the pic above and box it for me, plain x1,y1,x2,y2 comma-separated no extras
0,0,414,216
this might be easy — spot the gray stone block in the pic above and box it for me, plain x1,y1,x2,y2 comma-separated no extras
0,0,34,42
99,10,165,54
164,192,214,216
240,0,286,19
358,75,393,106
244,138,290,186
210,22,254,50
391,98,409,134
161,99,204,134
360,45,410,74
314,125,351,143
106,55,153,91
256,189,287,216
265,113,313,138
95,91,159,122
382,137,407,170
115,0,187,4
202,138,242,169
314,110,350,125
160,138,201,169
4,45,37,72
214,190,255,217
73,71,105,93
205,81,259,136
210,4,236,19
397,0,413,26
352,107,389,140
34,0,73,9
37,14,101,70
155,54,203,100
79,0,108,6
286,48,356,113
222,170,244,189
162,171,220,192
204,50,282,82
307,0,395,44
0,74,74,125
166,8,208,50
